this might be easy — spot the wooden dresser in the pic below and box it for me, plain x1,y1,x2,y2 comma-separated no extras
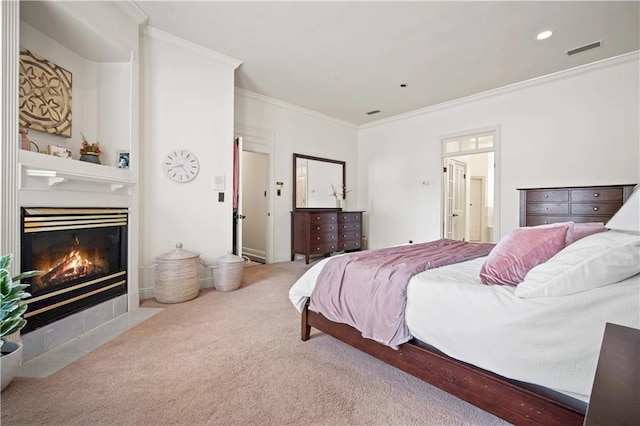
518,184,636,226
291,209,364,264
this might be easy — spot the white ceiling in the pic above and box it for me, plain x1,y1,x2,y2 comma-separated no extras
28,1,639,125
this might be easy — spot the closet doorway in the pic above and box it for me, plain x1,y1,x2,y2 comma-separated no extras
441,128,500,243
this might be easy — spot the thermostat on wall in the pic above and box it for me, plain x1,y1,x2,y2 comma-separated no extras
213,174,226,191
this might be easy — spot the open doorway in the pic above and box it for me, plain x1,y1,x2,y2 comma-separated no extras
242,151,268,263
441,129,499,243
233,126,275,263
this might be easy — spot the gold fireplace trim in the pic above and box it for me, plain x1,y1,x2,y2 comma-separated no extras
26,271,126,305
24,208,128,215
24,218,127,233
24,280,126,319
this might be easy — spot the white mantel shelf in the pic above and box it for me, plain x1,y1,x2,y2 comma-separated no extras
20,150,134,192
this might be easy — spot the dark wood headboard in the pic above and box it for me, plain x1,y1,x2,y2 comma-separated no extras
518,184,636,227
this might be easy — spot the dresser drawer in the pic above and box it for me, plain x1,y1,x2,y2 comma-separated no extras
310,213,338,225
310,223,337,235
570,203,622,216
526,190,569,203
525,216,571,226
339,222,361,232
526,203,569,215
311,242,338,254
310,232,337,243
571,188,623,203
338,212,361,223
340,230,361,241
339,240,361,250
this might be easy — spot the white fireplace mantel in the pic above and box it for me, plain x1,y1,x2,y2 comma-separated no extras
20,150,135,198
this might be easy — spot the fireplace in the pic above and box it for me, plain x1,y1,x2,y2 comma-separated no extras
21,208,128,333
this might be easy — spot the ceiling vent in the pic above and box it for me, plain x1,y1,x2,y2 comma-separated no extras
366,110,381,115
566,40,602,56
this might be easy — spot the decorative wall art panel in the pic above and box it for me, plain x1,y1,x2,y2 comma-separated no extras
19,49,72,138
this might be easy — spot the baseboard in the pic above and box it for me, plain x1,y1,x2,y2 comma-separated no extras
242,247,266,263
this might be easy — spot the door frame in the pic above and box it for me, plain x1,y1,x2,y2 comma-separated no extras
440,125,501,242
234,125,275,263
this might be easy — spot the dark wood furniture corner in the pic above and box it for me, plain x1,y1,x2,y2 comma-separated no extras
518,184,636,226
584,323,640,426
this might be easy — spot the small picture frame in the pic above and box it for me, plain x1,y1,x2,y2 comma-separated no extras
47,145,72,159
116,150,130,169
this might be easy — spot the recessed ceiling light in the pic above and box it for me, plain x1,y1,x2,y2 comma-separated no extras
536,30,554,41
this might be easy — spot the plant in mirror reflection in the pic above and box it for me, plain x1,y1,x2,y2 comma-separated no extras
330,182,350,200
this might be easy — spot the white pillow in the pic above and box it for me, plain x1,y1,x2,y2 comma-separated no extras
514,230,640,298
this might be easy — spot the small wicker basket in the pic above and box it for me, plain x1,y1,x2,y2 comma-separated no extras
208,253,249,292
153,243,200,303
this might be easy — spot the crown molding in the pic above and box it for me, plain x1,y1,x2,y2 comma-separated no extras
361,50,640,130
143,26,242,70
116,1,149,27
235,88,358,129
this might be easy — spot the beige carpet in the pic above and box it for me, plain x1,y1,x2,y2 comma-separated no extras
1,261,507,425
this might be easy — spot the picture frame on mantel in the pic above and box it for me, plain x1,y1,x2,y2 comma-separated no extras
116,150,130,169
47,145,72,159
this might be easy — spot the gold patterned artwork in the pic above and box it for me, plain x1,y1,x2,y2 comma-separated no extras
19,49,73,138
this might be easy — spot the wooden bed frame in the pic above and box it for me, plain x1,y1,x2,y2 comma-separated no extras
298,184,636,425
302,300,584,425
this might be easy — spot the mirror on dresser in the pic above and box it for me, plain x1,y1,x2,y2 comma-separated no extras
293,153,345,209
291,153,363,263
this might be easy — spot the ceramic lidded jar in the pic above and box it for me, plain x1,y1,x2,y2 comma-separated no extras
213,253,246,292
154,242,200,303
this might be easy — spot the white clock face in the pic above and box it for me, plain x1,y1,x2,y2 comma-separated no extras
163,149,199,183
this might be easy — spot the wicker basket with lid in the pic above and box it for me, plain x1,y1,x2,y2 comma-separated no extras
210,253,248,292
154,242,200,303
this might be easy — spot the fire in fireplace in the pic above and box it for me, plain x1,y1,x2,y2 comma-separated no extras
21,208,128,333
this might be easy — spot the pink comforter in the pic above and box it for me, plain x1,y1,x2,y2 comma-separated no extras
309,239,495,349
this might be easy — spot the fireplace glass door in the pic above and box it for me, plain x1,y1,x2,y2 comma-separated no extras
21,208,128,333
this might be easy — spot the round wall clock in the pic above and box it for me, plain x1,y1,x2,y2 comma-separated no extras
162,149,200,183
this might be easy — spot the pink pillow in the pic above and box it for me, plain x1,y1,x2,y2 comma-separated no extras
480,224,570,286
566,222,605,245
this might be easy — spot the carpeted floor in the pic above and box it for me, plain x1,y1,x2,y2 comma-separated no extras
1,261,507,425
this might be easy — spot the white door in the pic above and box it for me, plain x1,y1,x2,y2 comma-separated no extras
469,177,484,242
233,137,244,256
444,158,467,241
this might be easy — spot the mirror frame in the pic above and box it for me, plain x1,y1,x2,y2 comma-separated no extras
293,153,346,210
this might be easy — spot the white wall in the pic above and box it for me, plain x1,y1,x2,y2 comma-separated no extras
359,54,640,249
235,90,359,262
140,29,239,295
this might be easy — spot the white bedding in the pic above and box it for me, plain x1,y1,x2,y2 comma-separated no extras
288,255,640,402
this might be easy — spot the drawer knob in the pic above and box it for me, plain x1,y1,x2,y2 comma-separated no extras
544,207,549,211
331,236,335,239
316,216,320,220
343,234,347,238
317,237,320,240
593,193,599,197
316,247,321,251
593,206,599,211
316,227,320,230
544,221,549,224
544,194,549,198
